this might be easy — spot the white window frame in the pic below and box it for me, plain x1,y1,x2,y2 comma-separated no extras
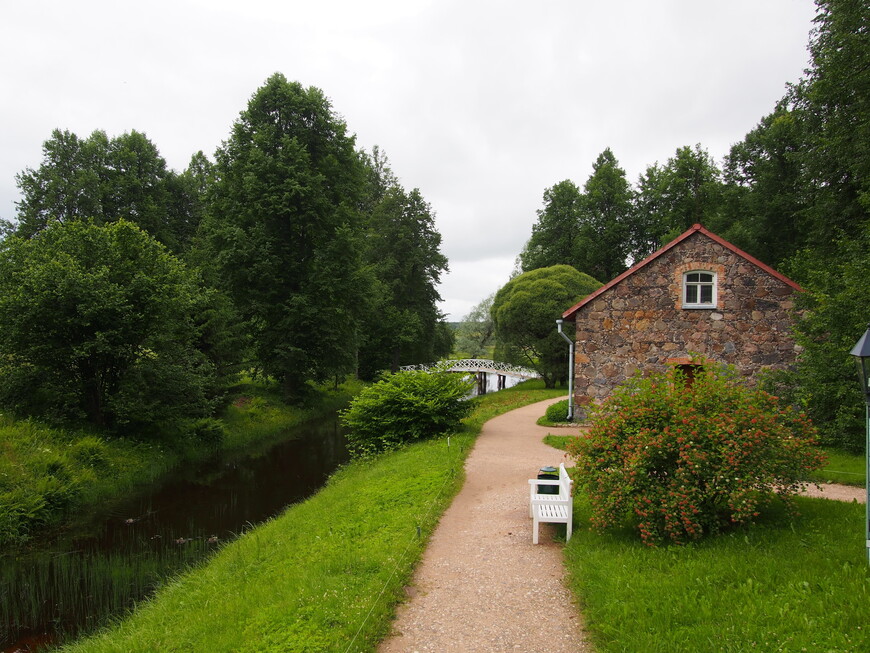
682,270,717,309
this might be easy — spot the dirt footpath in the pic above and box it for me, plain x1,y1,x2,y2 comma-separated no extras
378,398,592,653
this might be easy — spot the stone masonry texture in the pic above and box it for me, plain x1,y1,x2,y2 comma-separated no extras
570,231,800,417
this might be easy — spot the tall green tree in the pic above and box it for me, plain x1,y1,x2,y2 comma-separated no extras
357,149,450,378
491,265,601,388
575,148,633,281
722,103,809,267
520,180,583,272
203,73,366,398
797,0,870,247
0,220,218,430
15,129,197,252
631,145,723,261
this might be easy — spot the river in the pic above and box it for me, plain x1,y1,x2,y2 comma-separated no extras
1,414,348,652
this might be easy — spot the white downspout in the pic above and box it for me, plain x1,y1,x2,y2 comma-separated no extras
556,319,574,422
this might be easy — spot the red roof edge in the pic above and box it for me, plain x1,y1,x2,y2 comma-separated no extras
562,224,803,320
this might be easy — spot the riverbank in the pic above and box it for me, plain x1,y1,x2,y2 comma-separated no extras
56,381,565,653
0,377,360,549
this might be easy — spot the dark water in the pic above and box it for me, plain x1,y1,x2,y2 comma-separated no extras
1,415,348,652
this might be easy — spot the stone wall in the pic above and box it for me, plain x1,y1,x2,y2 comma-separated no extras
571,231,800,415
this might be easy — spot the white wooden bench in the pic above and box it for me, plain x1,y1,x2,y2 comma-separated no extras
528,463,573,544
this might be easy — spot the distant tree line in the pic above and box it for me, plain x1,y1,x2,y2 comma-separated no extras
0,73,452,435
472,0,869,449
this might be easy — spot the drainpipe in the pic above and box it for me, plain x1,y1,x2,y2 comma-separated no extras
555,319,574,421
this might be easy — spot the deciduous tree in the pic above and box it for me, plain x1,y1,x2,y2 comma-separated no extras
203,74,366,399
491,265,601,388
0,220,217,430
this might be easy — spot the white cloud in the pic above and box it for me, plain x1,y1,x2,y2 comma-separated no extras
0,0,817,319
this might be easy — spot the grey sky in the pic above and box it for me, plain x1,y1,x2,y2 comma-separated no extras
0,0,817,320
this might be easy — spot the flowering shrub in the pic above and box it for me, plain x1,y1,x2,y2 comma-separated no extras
567,361,825,546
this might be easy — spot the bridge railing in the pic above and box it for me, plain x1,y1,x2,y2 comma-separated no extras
398,359,540,380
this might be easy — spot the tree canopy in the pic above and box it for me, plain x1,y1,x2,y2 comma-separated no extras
0,220,217,430
201,73,367,398
491,265,601,388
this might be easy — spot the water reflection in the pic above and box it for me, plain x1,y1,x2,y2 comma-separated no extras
1,415,347,651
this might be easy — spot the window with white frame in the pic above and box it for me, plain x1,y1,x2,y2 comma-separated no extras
682,271,716,308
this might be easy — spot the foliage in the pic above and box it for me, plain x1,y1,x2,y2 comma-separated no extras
721,103,808,267
788,227,870,452
0,377,354,550
15,129,199,252
340,368,474,458
0,220,220,431
0,413,175,548
453,293,495,358
576,148,634,281
58,381,558,653
632,145,723,261
202,73,366,400
491,264,601,388
522,150,633,282
567,362,825,546
356,148,451,378
565,494,870,652
543,399,570,424
520,179,584,271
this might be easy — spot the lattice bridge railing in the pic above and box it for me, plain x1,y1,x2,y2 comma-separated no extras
399,359,540,380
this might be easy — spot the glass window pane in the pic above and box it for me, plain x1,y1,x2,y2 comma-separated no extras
698,273,713,283
686,273,700,283
700,285,713,303
686,285,698,303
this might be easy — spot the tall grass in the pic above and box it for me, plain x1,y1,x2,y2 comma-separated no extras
58,380,559,653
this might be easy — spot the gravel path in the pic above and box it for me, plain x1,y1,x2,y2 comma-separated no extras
378,398,592,653
800,483,865,503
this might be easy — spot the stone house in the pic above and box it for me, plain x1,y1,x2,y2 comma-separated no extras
561,223,802,416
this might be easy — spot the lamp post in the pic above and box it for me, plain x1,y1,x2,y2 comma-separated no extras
556,319,574,422
849,323,870,565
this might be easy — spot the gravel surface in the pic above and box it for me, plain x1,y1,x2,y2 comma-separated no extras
378,398,593,653
800,483,865,502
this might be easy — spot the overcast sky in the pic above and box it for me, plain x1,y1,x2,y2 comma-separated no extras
1,0,817,320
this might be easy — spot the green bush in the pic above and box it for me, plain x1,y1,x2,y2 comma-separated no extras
544,399,570,423
567,361,826,546
340,369,474,458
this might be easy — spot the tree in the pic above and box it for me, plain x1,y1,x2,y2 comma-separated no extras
789,226,870,452
520,180,583,272
15,129,196,252
356,149,451,379
575,149,633,281
203,74,367,399
0,220,218,430
454,293,496,358
631,145,723,261
722,103,809,267
491,265,601,388
796,0,870,247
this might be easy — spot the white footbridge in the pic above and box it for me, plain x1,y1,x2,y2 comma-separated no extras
399,359,540,394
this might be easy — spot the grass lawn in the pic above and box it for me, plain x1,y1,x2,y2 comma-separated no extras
565,494,870,653
809,447,866,487
59,381,562,652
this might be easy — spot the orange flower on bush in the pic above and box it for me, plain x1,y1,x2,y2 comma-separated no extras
567,360,826,546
